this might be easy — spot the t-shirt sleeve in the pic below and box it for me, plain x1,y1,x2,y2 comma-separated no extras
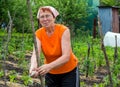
59,25,68,37
35,28,42,41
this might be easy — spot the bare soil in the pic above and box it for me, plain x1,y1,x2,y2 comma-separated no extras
0,54,120,87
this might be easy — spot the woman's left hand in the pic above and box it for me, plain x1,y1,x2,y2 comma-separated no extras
36,64,52,75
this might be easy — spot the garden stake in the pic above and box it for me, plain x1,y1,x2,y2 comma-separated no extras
26,0,45,87
2,11,13,86
114,35,118,63
93,18,97,38
86,43,90,78
98,17,113,87
91,38,96,69
112,35,118,75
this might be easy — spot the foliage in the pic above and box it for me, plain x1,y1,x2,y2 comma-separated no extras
100,0,120,6
1,0,92,33
32,0,91,33
9,70,17,83
0,70,4,78
0,0,31,33
71,29,120,86
21,75,33,86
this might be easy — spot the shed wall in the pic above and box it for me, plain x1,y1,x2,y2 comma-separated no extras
112,8,120,33
98,8,112,34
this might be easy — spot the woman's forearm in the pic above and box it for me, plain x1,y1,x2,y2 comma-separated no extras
30,51,38,72
48,54,70,70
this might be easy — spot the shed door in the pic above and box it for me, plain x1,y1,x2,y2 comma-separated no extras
112,8,120,33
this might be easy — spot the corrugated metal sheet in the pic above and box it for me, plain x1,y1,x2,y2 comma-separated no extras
98,6,120,35
98,7,112,35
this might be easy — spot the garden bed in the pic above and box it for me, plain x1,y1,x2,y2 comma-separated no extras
1,53,119,87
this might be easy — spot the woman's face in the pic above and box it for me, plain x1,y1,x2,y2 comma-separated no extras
39,10,55,28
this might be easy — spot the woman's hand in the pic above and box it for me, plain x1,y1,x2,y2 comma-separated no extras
36,64,52,75
29,68,39,77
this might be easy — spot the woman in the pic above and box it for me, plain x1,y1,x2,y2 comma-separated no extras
29,6,79,87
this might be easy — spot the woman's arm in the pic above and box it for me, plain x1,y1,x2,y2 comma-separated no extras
29,37,41,74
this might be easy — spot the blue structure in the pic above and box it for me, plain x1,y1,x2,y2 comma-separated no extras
98,6,120,35
87,0,99,30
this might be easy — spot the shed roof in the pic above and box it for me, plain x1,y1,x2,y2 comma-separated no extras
97,6,120,9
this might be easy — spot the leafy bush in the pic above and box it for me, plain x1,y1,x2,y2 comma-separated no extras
100,0,120,6
32,0,91,33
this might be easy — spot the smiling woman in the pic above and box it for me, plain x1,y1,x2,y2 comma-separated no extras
37,6,58,29
29,6,79,87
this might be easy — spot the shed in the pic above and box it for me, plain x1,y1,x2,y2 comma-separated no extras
98,6,120,35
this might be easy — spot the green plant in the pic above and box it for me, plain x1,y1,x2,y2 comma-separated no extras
93,83,105,87
0,70,4,78
9,70,17,83
112,74,120,87
100,0,120,6
21,75,33,86
19,60,29,71
80,82,86,87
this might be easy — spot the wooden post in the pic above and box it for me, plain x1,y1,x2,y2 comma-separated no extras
26,0,45,87
93,18,97,38
114,35,118,63
86,43,90,78
2,10,13,86
98,17,113,87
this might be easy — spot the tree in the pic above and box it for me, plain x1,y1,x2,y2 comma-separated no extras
1,0,91,33
31,0,91,34
0,0,31,32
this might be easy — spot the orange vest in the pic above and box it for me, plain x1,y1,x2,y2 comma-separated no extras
36,24,78,74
